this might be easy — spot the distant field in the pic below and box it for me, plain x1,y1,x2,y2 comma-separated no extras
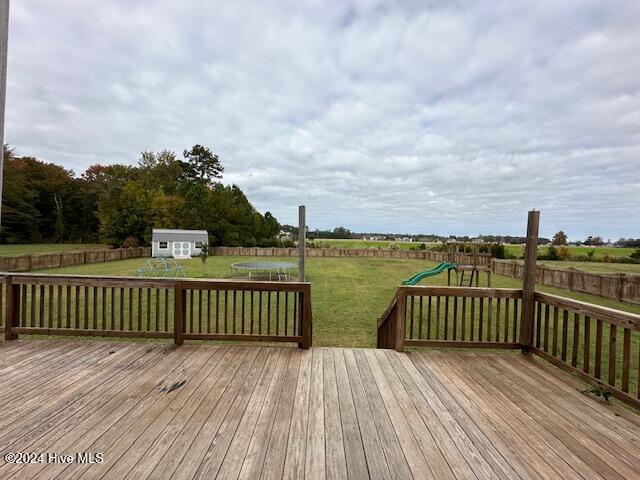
315,240,636,261
315,239,436,250
505,244,636,259
0,244,107,257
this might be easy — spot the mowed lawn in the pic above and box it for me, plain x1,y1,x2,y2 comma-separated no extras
0,243,107,257
37,255,640,348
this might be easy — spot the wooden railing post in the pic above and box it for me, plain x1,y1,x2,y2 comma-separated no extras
299,285,312,349
173,281,185,346
519,210,540,352
4,275,19,340
395,289,407,351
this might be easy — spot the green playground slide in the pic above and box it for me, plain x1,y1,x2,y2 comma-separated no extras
402,262,456,285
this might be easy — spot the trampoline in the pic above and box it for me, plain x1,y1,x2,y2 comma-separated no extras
231,262,298,281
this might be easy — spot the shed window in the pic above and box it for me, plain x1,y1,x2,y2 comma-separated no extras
159,241,168,248
195,241,203,248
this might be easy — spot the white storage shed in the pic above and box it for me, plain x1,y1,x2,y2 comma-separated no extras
151,229,209,259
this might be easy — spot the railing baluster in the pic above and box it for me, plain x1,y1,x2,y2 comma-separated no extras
282,291,287,336
571,313,580,368
469,296,475,341
487,298,492,342
435,296,441,340
274,291,278,336
267,291,271,335
75,286,80,329
444,296,449,340
119,287,124,330
503,298,509,342
561,310,569,362
409,296,415,340
543,304,550,352
30,284,36,327
609,324,617,387
247,290,252,334
496,298,501,342
478,297,484,341
583,316,590,374
512,299,518,342
224,290,229,334
137,287,142,331
39,284,45,328
147,288,151,332
258,291,263,335
427,296,433,340
164,288,169,332
453,296,458,341
418,296,424,340
621,328,630,392
595,319,604,379
534,301,541,348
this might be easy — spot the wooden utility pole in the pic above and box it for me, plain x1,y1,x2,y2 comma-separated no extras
519,210,540,352
0,0,9,229
298,205,306,281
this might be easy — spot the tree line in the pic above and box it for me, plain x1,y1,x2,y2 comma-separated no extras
1,145,280,247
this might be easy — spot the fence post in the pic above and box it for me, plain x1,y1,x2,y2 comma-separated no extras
519,210,539,352
300,285,312,349
618,273,625,302
394,289,407,351
298,205,306,282
4,275,19,340
173,281,185,346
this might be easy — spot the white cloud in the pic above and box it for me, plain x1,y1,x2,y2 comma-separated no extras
5,0,640,239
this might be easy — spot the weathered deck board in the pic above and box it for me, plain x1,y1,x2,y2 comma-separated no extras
1,340,639,479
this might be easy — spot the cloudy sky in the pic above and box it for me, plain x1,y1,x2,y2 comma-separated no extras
5,0,640,239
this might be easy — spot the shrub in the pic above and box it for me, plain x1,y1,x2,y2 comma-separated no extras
539,245,560,261
199,242,209,269
557,245,571,261
419,243,427,250
490,243,507,259
631,248,640,260
430,242,449,252
122,236,139,248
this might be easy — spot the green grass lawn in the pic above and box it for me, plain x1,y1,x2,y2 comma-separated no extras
0,244,107,257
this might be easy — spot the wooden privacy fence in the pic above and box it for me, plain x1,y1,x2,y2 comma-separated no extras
212,246,492,265
377,286,523,351
0,247,151,272
0,273,312,348
492,259,640,305
531,292,640,409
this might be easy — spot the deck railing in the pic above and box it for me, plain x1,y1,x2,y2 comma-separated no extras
377,284,640,409
378,286,523,350
0,273,312,348
531,292,640,409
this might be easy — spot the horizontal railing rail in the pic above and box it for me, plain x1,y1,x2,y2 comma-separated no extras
0,273,312,348
378,286,523,350
532,291,640,409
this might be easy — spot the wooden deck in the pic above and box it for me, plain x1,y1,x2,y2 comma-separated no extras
1,340,640,479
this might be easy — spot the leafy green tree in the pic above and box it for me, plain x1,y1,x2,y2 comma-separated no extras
552,231,568,245
182,145,223,183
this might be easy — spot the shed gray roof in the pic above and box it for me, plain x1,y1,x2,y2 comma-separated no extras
152,229,209,242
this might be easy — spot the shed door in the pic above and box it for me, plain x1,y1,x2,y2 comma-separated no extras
173,241,190,258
